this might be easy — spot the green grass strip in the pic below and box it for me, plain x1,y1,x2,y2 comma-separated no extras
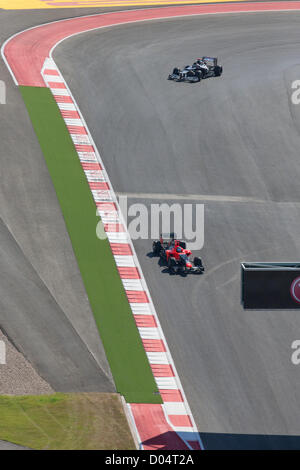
0,393,136,450
20,86,161,404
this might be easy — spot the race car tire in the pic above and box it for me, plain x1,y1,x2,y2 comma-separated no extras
194,256,203,267
197,71,203,80
160,249,167,262
214,66,222,77
152,240,161,255
190,72,201,83
187,76,200,83
168,257,177,274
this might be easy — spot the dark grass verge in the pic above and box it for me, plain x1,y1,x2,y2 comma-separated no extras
0,393,136,450
20,85,161,404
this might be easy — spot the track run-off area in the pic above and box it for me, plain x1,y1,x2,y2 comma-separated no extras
3,1,300,449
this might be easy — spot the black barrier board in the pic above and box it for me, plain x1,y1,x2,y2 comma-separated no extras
241,263,300,309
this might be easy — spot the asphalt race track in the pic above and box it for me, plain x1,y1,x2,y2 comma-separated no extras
0,440,28,450
53,11,300,448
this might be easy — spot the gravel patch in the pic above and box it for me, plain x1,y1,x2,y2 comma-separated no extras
0,329,53,395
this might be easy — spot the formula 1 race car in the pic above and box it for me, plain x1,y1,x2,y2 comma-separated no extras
168,65,202,83
152,233,204,274
168,57,222,83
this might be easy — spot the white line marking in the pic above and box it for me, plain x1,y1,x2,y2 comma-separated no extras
118,191,269,203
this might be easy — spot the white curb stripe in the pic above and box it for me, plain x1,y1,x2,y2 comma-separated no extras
51,88,70,96
91,189,112,201
129,303,153,314
155,377,178,389
146,352,169,365
164,402,187,415
64,118,83,126
57,102,77,111
138,327,160,340
122,279,144,291
70,134,91,144
114,255,136,267
44,74,64,83
101,215,120,224
78,152,98,163
106,232,129,243
84,169,106,182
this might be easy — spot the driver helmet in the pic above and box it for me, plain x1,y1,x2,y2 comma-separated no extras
176,247,183,253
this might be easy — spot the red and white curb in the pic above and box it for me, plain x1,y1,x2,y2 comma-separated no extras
42,57,203,450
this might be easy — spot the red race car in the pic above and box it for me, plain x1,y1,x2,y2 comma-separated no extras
152,233,204,274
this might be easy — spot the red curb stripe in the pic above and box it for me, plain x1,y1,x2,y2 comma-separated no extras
96,202,118,213
48,81,66,89
91,189,111,200
110,243,132,255
53,95,73,103
76,144,95,153
151,364,174,377
142,339,166,352
88,181,109,190
130,404,190,450
169,414,193,428
159,389,184,402
44,69,59,76
67,125,87,135
81,162,102,171
104,223,125,233
118,266,140,279
134,315,157,328
61,109,80,119
126,290,149,303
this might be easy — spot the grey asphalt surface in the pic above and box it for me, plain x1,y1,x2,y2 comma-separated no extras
0,440,28,450
53,11,300,449
0,8,127,393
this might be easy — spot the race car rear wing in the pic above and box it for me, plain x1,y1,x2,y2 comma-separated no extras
160,232,176,243
202,57,217,66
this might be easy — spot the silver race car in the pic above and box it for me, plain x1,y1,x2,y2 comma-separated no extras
168,57,222,83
